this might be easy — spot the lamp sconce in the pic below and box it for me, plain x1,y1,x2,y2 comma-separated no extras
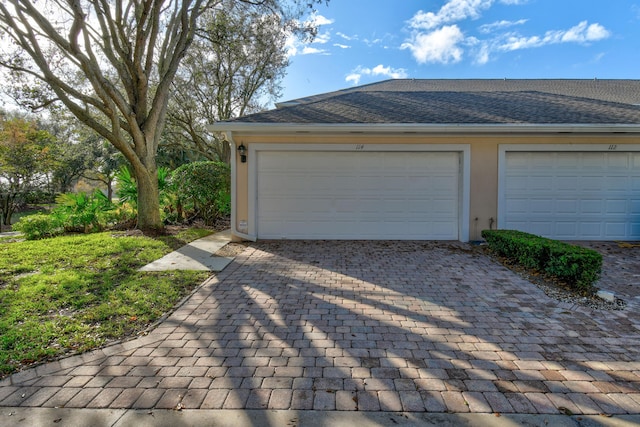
237,143,247,163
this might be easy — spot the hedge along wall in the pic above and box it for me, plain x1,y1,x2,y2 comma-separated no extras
481,229,602,291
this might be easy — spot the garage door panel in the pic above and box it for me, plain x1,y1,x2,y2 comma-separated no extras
606,200,627,214
604,177,627,190
556,200,578,213
257,151,460,239
504,151,640,240
554,222,578,236
605,222,627,237
528,222,555,236
607,153,630,167
528,199,553,213
580,200,604,214
556,177,579,190
582,153,607,168
578,222,603,238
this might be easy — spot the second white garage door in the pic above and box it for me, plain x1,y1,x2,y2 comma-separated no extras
503,151,640,240
256,151,460,239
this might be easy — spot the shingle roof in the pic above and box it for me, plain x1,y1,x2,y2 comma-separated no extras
226,79,640,125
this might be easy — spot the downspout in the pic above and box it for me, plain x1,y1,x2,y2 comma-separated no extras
225,131,257,242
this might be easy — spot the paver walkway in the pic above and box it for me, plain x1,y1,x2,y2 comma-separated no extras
1,241,639,415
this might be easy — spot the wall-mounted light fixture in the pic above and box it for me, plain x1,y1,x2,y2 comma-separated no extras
237,143,247,163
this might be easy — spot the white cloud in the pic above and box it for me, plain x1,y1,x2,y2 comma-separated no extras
479,19,527,34
362,38,383,47
301,46,328,55
284,35,300,57
474,43,491,65
345,64,409,85
499,21,610,51
314,32,331,44
345,73,361,85
309,14,334,26
333,43,351,49
336,32,355,41
401,25,465,64
408,0,494,31
562,21,610,42
401,0,610,66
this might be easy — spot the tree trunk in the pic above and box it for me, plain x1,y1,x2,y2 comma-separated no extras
221,140,231,164
1,193,15,226
0,196,8,226
106,180,113,203
134,165,162,233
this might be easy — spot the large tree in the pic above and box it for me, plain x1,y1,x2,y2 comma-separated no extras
0,0,322,231
165,0,291,163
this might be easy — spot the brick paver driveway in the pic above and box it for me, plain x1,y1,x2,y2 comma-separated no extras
1,241,640,414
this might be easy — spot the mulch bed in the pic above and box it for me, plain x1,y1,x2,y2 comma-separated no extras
475,244,626,311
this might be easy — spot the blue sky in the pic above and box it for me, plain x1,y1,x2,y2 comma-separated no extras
279,0,640,102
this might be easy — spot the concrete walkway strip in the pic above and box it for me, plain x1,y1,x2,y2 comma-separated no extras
139,229,233,272
4,408,640,427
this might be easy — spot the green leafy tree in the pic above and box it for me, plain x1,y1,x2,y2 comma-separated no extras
0,117,56,226
165,0,294,163
0,0,325,232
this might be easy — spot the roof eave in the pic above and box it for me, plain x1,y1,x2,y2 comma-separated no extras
207,122,640,135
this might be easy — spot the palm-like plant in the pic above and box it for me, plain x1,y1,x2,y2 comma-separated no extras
115,166,138,207
54,190,113,233
116,165,172,218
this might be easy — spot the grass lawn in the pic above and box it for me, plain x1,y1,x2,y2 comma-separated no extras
0,228,212,377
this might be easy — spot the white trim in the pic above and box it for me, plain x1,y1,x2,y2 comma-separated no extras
248,143,467,153
210,123,640,135
499,143,640,153
225,131,257,242
497,144,640,230
248,143,471,242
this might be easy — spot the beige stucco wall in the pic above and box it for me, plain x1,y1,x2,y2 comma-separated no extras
230,132,640,241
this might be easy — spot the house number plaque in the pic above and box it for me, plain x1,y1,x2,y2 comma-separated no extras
355,144,365,151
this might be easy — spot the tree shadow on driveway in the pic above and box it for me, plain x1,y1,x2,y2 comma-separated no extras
1,240,640,419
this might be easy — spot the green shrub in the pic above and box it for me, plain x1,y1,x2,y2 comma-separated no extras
170,162,230,225
12,213,64,240
53,190,113,233
546,243,603,289
482,229,602,291
215,191,231,217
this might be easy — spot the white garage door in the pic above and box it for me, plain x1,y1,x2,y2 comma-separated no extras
257,151,460,239
504,151,640,240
